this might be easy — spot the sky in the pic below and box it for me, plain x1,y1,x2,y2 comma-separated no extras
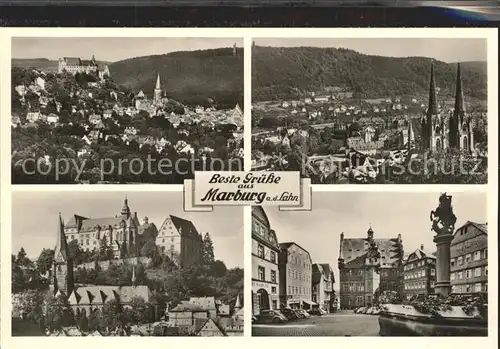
12,191,243,268
12,37,243,62
254,38,488,63
265,191,487,290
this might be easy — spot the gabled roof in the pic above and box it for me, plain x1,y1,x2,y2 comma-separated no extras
342,236,402,268
195,318,226,336
169,215,200,237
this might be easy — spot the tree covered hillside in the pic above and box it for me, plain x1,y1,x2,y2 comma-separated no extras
12,58,111,71
252,46,487,101
110,48,244,109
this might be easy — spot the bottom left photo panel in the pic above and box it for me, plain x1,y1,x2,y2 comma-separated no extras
10,190,244,337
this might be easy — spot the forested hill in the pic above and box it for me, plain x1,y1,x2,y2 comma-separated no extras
252,46,487,101
12,58,111,71
109,47,244,109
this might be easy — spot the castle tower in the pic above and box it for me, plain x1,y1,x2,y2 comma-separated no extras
52,213,74,296
154,73,162,106
91,54,96,65
121,195,131,219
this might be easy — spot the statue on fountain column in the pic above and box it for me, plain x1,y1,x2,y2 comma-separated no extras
430,193,457,235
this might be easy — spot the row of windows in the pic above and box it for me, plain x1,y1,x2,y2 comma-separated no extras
451,266,487,281
341,282,364,292
289,255,311,270
404,268,435,280
404,259,435,271
257,244,277,263
253,220,268,239
288,268,311,282
287,285,311,296
257,266,277,284
452,283,487,293
345,296,372,306
404,281,434,290
451,249,487,267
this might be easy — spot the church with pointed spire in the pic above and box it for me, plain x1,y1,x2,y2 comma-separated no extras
420,63,474,153
49,206,154,315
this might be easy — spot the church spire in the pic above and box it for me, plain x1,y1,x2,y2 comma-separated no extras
234,294,242,309
131,265,136,287
54,213,68,261
427,63,438,116
121,195,130,218
454,63,465,115
155,73,161,90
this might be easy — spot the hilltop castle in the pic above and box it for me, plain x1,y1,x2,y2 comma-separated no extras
58,55,110,79
61,196,156,259
420,63,474,153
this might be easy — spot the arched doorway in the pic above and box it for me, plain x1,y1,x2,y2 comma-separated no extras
256,288,270,311
462,136,468,151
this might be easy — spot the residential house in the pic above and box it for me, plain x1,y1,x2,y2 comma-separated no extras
450,221,488,294
312,263,336,312
252,206,280,315
403,245,436,299
279,242,313,309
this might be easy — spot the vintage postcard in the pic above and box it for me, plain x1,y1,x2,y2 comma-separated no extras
10,37,244,184
9,190,243,337
251,191,488,336
251,38,488,184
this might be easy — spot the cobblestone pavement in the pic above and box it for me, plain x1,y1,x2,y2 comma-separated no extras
252,311,380,336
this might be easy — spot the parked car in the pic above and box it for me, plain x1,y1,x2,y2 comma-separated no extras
366,307,375,314
256,310,288,324
355,307,367,314
296,309,311,318
319,308,328,315
280,308,300,321
371,307,381,315
308,308,323,316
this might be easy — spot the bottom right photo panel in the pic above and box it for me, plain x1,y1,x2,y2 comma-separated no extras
251,191,488,336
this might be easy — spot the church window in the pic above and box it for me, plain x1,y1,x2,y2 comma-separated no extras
436,138,442,150
462,136,469,151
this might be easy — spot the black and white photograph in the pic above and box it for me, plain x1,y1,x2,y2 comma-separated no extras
11,37,244,184
251,191,488,336
251,38,489,184
11,191,244,336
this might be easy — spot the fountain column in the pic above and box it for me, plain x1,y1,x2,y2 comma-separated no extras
433,233,453,297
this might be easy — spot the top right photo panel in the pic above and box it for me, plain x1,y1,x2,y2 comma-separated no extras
251,38,489,184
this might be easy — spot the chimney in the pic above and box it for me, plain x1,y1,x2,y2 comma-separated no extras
134,212,137,219
144,216,149,224
420,244,424,250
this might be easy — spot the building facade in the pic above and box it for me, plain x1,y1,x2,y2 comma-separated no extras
338,227,404,309
450,221,488,294
403,245,436,299
156,215,203,267
51,215,153,314
278,242,313,309
251,206,280,315
63,197,145,258
312,263,336,312
58,55,110,79
421,63,474,153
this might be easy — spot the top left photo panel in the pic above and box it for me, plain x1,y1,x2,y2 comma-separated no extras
10,37,244,185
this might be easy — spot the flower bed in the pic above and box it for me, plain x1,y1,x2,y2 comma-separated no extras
377,291,488,336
